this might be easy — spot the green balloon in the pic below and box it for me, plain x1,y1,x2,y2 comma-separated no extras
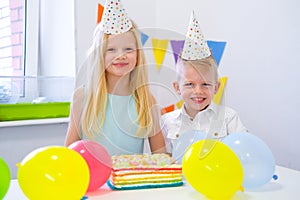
0,157,11,199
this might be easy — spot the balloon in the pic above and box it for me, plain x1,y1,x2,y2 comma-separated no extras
172,130,206,163
222,132,276,189
0,157,11,199
69,140,112,191
17,146,89,200
182,139,243,199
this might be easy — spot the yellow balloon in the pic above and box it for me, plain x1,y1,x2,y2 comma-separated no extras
17,146,90,200
182,140,243,199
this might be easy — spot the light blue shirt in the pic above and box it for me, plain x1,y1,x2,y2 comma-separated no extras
83,94,144,156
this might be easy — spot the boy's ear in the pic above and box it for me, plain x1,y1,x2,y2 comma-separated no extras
173,81,181,95
214,81,221,94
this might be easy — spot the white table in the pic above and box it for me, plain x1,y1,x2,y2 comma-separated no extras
4,166,300,200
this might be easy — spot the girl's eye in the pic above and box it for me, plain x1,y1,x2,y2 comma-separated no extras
125,48,134,52
107,48,115,52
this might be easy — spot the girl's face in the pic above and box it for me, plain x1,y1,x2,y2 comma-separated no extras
104,31,137,79
174,62,219,118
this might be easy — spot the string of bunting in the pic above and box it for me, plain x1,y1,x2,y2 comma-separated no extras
97,3,228,114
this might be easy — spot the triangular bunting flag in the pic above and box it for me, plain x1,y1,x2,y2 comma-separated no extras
151,38,169,71
140,32,149,46
176,100,184,109
170,40,185,63
161,104,175,115
214,76,228,105
97,3,104,24
207,40,226,67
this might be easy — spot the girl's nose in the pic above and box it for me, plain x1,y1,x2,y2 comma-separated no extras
116,51,127,59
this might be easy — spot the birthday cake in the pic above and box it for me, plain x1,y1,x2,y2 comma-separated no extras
107,153,183,190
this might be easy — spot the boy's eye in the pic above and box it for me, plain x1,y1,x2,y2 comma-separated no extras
183,83,194,88
202,83,212,87
183,82,213,89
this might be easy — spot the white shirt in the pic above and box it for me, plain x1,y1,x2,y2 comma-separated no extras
161,103,247,154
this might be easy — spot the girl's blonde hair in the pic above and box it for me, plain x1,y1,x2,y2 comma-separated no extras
80,20,154,138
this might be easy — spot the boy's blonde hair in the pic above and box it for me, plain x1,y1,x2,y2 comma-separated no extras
176,54,219,83
81,20,155,138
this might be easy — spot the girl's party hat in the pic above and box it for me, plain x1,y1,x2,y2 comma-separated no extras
181,11,211,60
100,0,132,34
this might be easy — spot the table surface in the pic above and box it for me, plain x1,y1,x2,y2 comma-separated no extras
4,165,300,200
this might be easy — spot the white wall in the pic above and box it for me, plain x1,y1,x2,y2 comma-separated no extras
75,0,300,170
39,0,75,77
38,0,75,101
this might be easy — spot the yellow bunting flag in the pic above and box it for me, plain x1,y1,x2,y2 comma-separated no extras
214,76,228,105
152,38,169,71
176,100,184,109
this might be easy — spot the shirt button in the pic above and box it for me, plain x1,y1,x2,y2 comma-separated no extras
214,132,219,137
176,134,180,138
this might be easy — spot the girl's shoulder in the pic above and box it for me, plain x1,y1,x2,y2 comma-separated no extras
73,86,86,98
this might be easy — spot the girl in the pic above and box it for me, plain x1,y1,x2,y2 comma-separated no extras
65,20,166,155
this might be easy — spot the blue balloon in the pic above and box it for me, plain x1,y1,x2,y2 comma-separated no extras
172,130,206,163
222,132,275,189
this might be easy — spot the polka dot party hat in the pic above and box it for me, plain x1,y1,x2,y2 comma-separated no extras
181,11,211,60
100,0,132,34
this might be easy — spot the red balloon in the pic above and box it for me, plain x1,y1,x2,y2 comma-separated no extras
69,140,112,191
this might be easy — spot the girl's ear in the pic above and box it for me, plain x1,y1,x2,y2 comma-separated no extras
214,81,221,94
173,81,181,95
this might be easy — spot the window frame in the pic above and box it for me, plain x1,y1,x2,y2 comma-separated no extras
0,0,75,121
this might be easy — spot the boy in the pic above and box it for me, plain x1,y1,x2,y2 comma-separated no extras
161,11,247,155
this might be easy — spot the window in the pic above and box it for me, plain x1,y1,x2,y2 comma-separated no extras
0,0,24,103
0,0,75,120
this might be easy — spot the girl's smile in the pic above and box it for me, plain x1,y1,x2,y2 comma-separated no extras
112,62,129,68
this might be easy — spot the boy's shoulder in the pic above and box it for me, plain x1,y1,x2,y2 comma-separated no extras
214,104,240,119
222,104,238,113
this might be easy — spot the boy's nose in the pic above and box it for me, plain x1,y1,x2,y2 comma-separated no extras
193,85,203,94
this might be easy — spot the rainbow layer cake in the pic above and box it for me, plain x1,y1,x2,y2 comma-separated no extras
107,153,183,190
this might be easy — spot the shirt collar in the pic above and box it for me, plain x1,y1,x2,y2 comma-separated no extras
174,102,218,120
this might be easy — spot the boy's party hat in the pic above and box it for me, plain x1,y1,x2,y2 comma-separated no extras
181,11,211,60
100,0,132,34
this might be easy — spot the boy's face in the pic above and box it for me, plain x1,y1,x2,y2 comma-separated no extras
173,62,220,118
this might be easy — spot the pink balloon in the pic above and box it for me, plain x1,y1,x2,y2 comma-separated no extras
69,140,112,192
